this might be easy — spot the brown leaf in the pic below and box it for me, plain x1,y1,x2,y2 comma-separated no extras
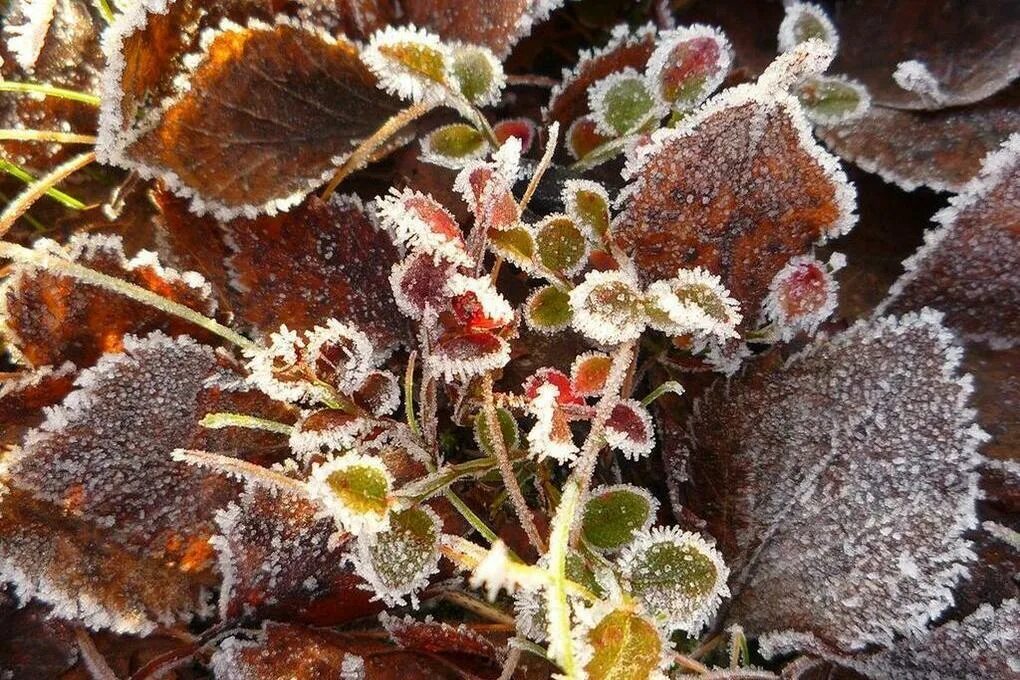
1,333,291,631
614,84,855,330
0,363,76,447
670,312,986,652
210,622,466,679
98,16,403,218
879,134,1019,347
402,0,566,58
223,194,407,349
818,87,1020,193
213,486,379,625
381,612,501,658
1,233,219,368
828,0,1020,110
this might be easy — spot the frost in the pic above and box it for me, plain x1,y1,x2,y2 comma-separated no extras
644,267,742,340
570,351,612,397
645,24,733,110
892,60,946,107
375,187,470,266
288,410,374,461
777,2,838,54
581,484,659,553
762,254,842,341
879,133,1020,348
349,505,441,607
526,383,579,464
562,179,611,241
588,68,661,137
380,612,499,658
573,603,670,680
243,326,318,404
420,123,490,169
604,399,656,461
303,319,376,394
569,270,648,345
430,331,511,382
2,0,57,71
306,453,394,536
672,311,988,651
449,43,505,106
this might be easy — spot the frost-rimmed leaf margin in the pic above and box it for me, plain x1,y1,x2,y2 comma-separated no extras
876,132,1020,349
644,23,733,110
616,81,857,247
96,9,393,220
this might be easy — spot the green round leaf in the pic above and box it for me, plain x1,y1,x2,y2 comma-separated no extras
536,216,587,274
526,285,573,332
325,462,389,517
563,180,611,240
362,506,441,596
451,46,500,105
590,71,657,136
425,123,488,162
582,485,656,552
584,609,663,680
474,407,520,455
489,226,535,265
795,75,869,124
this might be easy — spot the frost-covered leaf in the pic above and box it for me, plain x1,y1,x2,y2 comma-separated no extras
523,367,584,407
390,251,457,320
474,406,520,457
535,214,588,275
308,453,395,535
827,0,1020,110
563,179,611,241
589,69,659,137
354,370,401,417
646,24,733,110
525,284,573,333
421,123,489,168
569,270,648,345
400,0,566,58
1,234,217,368
349,505,442,607
777,2,838,54
846,599,1020,679
879,134,1019,348
566,115,613,161
0,362,76,447
493,117,537,153
0,597,78,680
376,187,469,265
619,527,730,634
489,225,536,269
212,486,377,624
449,44,504,106
526,382,578,463
581,484,658,552
545,24,657,128
380,612,500,659
303,319,376,394
604,399,656,460
225,194,404,350
793,75,869,126
644,267,742,341
670,311,988,651
98,15,403,218
763,254,842,341
0,333,288,632
817,88,1020,192
430,330,511,381
614,83,856,331
580,607,667,680
361,26,452,103
211,622,459,679
570,351,611,397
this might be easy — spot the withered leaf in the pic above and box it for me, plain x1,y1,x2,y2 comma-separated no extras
223,194,406,349
0,363,76,447
544,24,657,129
670,311,987,652
878,134,1019,348
401,0,565,58
818,87,1020,193
212,486,379,625
614,84,855,329
381,612,501,659
1,233,218,368
99,16,403,218
828,0,1020,110
211,622,467,679
1,333,291,632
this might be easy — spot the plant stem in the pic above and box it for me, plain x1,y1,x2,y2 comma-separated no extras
673,652,710,675
0,241,256,351
171,449,308,495
444,489,501,546
0,152,95,234
640,380,684,406
0,157,88,211
0,129,97,144
321,101,436,200
482,373,545,553
199,412,293,435
518,121,559,214
404,351,422,437
439,591,516,625
93,0,116,22
0,81,101,106
544,478,581,677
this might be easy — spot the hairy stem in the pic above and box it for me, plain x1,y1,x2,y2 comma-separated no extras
171,450,308,496
545,478,581,677
0,241,256,351
321,101,436,200
199,412,294,435
444,489,501,545
518,121,559,214
482,373,546,553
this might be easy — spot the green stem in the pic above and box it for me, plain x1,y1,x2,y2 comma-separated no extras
404,351,421,438
398,455,501,501
640,380,684,406
0,81,101,106
0,241,256,351
93,0,116,22
545,479,581,678
199,412,293,435
444,489,501,546
0,158,87,210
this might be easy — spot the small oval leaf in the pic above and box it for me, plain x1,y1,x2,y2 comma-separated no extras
526,285,573,333
581,484,658,552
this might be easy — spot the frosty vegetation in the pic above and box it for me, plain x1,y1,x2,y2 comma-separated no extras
0,1,1016,679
